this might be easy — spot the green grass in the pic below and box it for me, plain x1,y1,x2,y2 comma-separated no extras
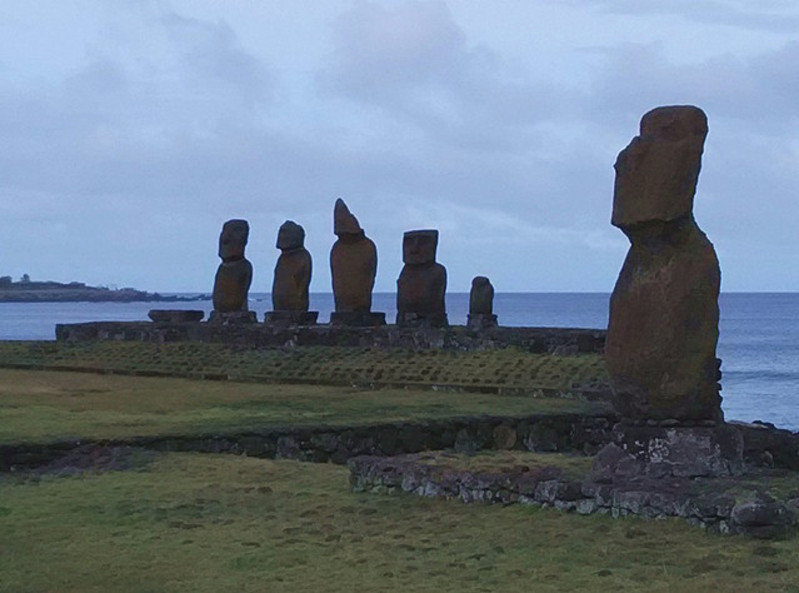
2,452,799,593
0,341,609,394
0,369,609,445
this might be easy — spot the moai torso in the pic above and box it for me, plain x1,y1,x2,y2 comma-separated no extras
605,106,722,423
396,230,447,317
330,199,377,312
469,276,494,315
212,219,252,313
272,221,312,311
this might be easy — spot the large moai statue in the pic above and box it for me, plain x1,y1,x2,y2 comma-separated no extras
606,105,721,424
329,199,385,326
592,105,742,480
396,229,448,327
265,220,318,325
467,276,498,330
210,219,256,323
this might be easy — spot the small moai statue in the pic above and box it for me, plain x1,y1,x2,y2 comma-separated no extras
396,229,448,327
265,220,318,325
467,276,497,330
329,199,385,326
591,105,741,481
209,219,256,323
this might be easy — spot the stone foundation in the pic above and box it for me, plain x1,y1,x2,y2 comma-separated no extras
54,321,606,354
329,311,386,327
467,313,498,331
263,311,319,326
207,311,258,324
348,451,797,538
590,424,745,480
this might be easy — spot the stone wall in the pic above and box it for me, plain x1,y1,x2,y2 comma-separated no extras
55,321,606,354
0,411,616,472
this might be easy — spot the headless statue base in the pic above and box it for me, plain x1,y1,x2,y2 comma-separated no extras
467,313,498,331
264,311,319,326
208,311,257,325
330,311,386,327
396,311,448,329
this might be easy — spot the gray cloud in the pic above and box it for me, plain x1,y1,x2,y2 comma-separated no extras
568,0,799,33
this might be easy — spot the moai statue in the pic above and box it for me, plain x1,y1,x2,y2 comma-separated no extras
592,106,741,481
467,276,497,330
210,219,256,323
265,220,317,325
396,229,448,327
329,199,385,326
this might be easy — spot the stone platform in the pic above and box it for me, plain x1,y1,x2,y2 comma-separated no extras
54,321,607,354
348,449,798,538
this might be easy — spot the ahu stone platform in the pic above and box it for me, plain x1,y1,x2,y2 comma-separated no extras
55,321,606,354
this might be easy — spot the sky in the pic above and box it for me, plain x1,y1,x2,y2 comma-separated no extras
1,0,798,293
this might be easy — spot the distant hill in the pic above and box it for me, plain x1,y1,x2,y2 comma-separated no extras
0,275,206,303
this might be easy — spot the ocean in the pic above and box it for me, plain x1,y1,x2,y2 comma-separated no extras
1,292,797,431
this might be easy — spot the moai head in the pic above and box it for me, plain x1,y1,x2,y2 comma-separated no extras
277,220,305,251
218,219,249,261
612,105,708,232
334,198,363,237
402,230,438,265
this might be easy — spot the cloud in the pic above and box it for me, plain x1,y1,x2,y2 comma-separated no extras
318,0,578,153
569,0,799,33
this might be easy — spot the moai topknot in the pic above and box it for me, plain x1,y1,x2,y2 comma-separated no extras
266,220,317,325
396,229,447,327
329,199,385,326
467,276,497,330
605,105,722,424
210,219,256,323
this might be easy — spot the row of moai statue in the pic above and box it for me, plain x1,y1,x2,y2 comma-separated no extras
210,199,497,329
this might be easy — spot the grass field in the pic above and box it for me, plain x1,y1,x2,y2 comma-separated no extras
0,369,608,445
3,452,799,593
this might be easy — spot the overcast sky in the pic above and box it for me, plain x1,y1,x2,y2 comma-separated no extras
2,0,797,293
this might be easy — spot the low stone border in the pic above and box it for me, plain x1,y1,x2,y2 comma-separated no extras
348,452,798,539
0,411,616,472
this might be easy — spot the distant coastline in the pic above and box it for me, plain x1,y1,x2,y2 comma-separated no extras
0,275,207,303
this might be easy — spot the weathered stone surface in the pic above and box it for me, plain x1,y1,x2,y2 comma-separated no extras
148,309,204,323
397,230,447,327
330,199,378,314
264,310,318,326
271,220,312,312
329,311,386,327
212,219,252,313
207,310,258,325
606,105,722,423
590,424,744,480
731,493,796,539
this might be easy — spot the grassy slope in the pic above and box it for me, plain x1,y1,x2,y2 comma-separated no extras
2,453,799,593
0,341,609,393
0,369,607,445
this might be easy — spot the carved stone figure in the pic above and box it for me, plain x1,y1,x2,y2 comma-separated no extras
266,220,317,325
329,199,385,326
211,219,254,322
605,105,722,424
467,276,497,330
396,229,447,327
